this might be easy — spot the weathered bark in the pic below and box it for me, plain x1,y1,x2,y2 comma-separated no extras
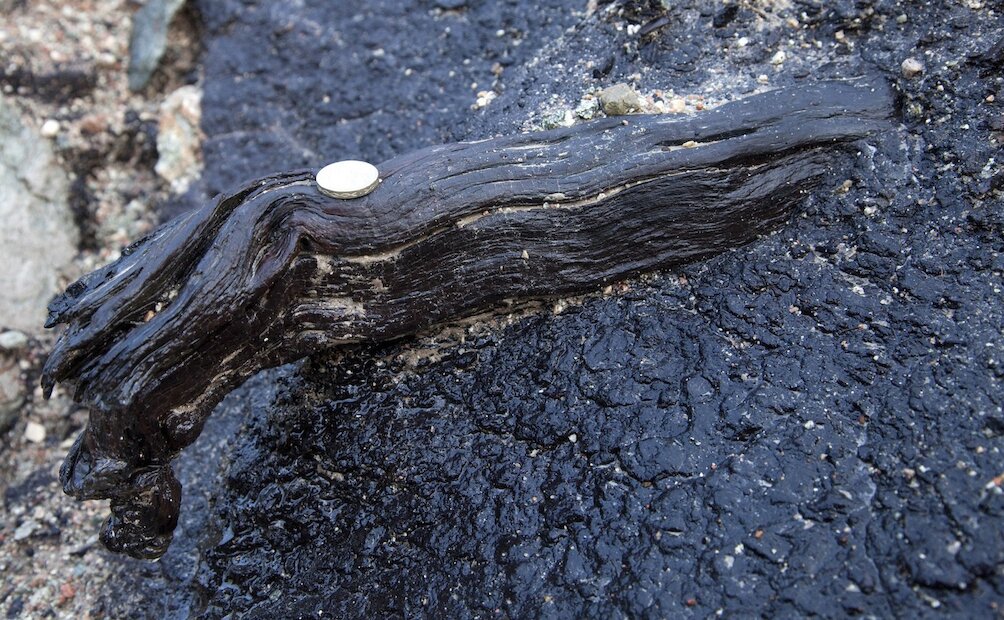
42,77,896,559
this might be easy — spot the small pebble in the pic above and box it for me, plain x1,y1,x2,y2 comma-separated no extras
896,14,909,24
40,119,60,137
13,520,36,541
598,83,645,115
770,50,786,65
473,90,496,109
668,98,686,113
316,160,381,199
574,97,599,120
79,114,108,135
902,58,924,78
0,330,28,351
541,109,575,129
24,421,46,443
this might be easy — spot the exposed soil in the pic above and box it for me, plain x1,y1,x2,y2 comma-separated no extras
0,1,201,617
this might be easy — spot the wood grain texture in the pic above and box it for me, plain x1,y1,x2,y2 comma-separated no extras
42,77,896,558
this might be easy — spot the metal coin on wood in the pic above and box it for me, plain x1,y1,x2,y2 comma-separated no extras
315,160,380,198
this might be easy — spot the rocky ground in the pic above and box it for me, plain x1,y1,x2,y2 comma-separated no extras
1,0,1003,618
0,0,201,617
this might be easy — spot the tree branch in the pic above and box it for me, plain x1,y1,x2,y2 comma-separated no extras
42,76,896,558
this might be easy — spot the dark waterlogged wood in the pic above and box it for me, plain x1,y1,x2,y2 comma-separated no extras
43,77,896,558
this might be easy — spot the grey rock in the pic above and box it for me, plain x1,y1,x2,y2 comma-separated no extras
540,107,574,129
128,0,187,91
0,355,24,434
0,330,28,351
13,520,36,541
0,97,78,333
901,57,924,79
574,97,600,120
598,83,644,115
155,85,203,192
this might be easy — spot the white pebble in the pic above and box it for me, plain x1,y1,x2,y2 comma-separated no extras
770,50,786,65
24,421,46,443
902,58,924,78
40,119,60,138
0,330,28,351
316,160,381,199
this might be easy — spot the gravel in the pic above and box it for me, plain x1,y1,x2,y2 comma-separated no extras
0,1,199,617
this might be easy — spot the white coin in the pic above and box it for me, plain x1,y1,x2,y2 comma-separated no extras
315,160,380,199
